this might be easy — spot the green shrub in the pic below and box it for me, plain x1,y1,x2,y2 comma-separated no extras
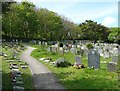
86,43,93,49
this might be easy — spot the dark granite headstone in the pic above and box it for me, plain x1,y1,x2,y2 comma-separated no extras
88,50,100,69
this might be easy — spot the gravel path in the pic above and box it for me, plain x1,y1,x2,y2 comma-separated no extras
21,46,64,90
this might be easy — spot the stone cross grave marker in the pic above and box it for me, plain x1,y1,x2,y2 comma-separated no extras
88,50,100,69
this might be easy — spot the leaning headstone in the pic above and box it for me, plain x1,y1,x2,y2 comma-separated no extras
107,62,117,72
88,50,100,69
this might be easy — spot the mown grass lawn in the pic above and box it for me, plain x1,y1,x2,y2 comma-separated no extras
2,44,34,90
31,45,120,90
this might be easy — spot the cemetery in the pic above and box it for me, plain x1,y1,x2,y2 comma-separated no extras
1,0,120,90
31,41,120,90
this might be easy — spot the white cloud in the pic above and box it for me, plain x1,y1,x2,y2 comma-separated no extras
102,16,117,26
62,5,117,24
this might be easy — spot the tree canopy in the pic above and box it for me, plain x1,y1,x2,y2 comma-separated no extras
108,28,120,43
2,1,119,44
79,20,110,42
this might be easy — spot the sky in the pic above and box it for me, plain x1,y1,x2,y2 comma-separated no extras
15,0,120,27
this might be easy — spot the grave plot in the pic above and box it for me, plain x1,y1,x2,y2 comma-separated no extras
2,42,33,90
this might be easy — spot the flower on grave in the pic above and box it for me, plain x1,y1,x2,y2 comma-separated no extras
73,63,81,69
73,63,85,69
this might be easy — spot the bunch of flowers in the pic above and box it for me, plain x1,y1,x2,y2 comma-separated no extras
73,63,85,69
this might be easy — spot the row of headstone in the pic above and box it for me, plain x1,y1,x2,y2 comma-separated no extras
38,41,48,46
47,42,119,71
74,49,100,69
75,48,119,70
10,63,25,90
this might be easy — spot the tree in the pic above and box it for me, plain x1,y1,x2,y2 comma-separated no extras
108,28,120,44
37,8,63,41
79,20,110,42
2,0,16,13
60,16,80,40
2,2,39,40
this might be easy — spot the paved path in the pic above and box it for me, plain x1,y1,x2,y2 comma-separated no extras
21,46,64,90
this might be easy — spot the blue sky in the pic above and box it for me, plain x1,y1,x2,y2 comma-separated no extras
15,0,119,27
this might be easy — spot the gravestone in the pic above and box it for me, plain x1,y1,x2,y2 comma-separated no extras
47,47,51,52
0,52,4,56
38,41,41,45
88,50,100,69
76,50,81,55
59,47,64,55
45,42,47,46
113,47,118,56
12,51,18,59
84,49,89,56
112,56,118,63
118,46,120,55
70,47,77,54
104,51,110,58
51,47,57,53
75,56,82,65
98,48,103,55
107,62,117,72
